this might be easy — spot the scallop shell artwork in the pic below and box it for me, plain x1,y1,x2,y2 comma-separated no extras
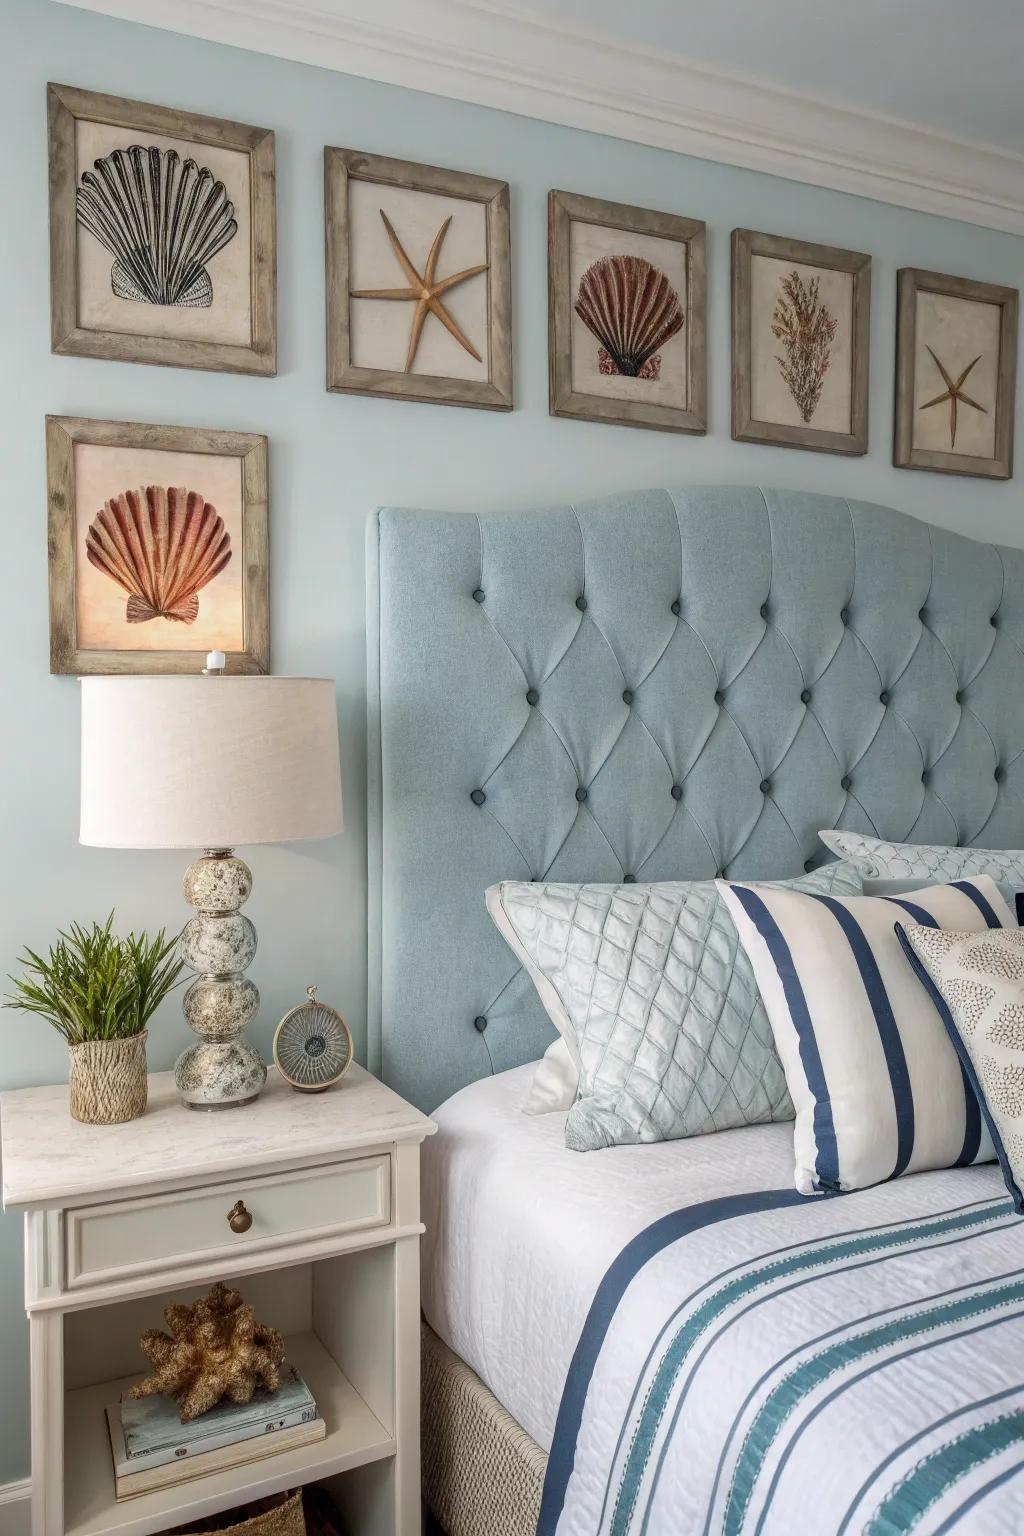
574,254,684,381
76,145,238,308
85,486,232,625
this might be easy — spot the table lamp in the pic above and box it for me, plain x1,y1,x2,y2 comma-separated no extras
79,656,343,1110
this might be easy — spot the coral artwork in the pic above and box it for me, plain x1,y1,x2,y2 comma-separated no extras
575,255,684,381
85,485,232,625
130,1281,286,1422
770,269,838,423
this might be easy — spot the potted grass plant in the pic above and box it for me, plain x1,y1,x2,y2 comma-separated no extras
5,915,184,1124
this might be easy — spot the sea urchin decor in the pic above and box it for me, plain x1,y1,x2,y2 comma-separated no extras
130,1281,286,1422
732,228,870,456
574,254,684,381
48,82,276,374
86,486,232,625
46,414,270,676
548,190,706,434
76,144,238,309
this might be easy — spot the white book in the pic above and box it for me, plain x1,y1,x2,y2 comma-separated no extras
109,1411,326,1499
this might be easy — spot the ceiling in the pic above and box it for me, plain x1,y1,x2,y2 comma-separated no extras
61,0,1024,233
496,0,1024,154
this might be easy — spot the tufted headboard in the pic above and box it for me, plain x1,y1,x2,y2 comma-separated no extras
367,486,1024,1112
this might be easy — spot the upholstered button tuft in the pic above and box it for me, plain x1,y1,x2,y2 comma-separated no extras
623,873,636,884
995,765,1006,784
919,607,928,623
575,786,588,803
992,613,1000,627
841,775,852,791
956,689,964,705
715,869,724,879
921,769,930,785
880,690,890,705
671,598,682,616
760,603,769,620
622,688,634,705
800,688,811,705
576,595,588,612
470,788,486,806
714,689,725,706
671,783,683,801
840,607,849,624
804,859,814,873
473,1015,488,1033
526,688,539,706
760,779,771,795
472,588,485,603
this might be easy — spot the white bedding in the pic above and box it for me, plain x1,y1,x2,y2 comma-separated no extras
420,1063,798,1452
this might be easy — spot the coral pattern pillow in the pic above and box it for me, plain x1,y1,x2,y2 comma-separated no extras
900,922,1024,1212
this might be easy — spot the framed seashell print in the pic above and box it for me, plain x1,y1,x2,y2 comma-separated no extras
46,416,269,676
48,83,276,375
325,148,512,411
548,190,706,434
731,228,870,455
894,268,1018,480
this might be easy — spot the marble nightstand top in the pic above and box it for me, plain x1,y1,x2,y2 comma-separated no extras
1,1063,434,1210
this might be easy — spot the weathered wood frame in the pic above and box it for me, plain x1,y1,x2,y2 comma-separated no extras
548,189,707,434
48,82,276,375
46,415,270,676
324,148,512,411
894,267,1018,480
731,227,871,455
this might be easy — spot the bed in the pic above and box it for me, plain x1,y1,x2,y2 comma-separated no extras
366,487,1024,1535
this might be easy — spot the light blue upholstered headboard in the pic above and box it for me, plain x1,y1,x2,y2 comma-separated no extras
367,486,1024,1112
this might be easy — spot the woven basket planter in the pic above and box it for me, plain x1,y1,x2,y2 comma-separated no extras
68,1032,148,1124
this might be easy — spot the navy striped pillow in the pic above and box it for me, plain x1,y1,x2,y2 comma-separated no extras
718,876,1011,1195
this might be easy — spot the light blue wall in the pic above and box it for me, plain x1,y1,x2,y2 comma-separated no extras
1,0,1022,1485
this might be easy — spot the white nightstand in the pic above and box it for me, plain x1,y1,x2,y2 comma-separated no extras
0,1065,435,1536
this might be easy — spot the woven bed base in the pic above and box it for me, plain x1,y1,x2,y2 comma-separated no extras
422,1322,547,1536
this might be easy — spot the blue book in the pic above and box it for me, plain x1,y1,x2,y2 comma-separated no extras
115,1365,317,1466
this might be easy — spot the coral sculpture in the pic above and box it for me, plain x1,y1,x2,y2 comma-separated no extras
130,1281,286,1422
770,270,838,423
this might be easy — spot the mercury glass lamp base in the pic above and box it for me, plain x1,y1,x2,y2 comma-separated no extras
175,849,268,1110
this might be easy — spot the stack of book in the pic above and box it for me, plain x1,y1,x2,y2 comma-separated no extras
106,1364,324,1499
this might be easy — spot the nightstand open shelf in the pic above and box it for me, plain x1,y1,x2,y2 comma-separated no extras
1,1066,435,1536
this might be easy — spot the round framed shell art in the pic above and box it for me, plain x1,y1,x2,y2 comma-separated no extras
273,987,354,1093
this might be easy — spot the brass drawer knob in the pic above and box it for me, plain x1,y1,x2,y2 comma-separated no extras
227,1200,253,1234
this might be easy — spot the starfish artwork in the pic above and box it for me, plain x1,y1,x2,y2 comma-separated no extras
352,209,489,373
918,345,988,449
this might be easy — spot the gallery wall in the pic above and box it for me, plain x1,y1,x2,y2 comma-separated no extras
1,0,1023,1486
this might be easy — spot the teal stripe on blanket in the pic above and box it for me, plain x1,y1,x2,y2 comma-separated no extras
723,1282,1024,1536
609,1200,1008,1536
864,1411,1024,1536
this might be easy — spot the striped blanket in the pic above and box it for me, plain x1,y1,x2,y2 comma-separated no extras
538,1169,1024,1536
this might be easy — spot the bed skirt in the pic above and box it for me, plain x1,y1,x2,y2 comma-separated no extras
421,1322,546,1536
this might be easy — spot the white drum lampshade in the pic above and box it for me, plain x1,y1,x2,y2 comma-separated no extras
79,672,343,1110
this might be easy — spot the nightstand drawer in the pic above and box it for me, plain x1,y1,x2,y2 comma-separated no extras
66,1154,391,1287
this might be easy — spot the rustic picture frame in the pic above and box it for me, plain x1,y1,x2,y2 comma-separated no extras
47,415,270,676
324,147,512,411
894,267,1018,480
731,228,870,455
548,189,707,434
48,82,276,375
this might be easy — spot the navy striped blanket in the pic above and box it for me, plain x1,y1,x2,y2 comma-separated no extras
539,1169,1024,1535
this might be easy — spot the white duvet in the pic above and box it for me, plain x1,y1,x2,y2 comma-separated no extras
421,1063,799,1452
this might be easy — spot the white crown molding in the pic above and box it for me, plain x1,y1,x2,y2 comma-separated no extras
60,0,1024,236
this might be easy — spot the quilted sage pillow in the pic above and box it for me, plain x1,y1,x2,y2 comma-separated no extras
486,861,864,1152
818,829,1024,884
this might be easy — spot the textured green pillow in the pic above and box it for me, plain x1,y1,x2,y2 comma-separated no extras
487,860,864,1151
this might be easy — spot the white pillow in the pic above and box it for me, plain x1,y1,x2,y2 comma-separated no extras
819,829,1024,884
718,875,1011,1195
523,1037,576,1115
